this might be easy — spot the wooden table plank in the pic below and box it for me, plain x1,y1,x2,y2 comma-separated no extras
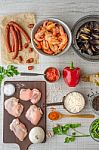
0,0,99,150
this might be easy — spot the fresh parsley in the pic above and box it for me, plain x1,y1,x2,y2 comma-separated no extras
53,123,90,143
0,65,20,84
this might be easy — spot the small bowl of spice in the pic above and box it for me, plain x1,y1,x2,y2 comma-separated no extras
90,94,99,115
44,67,60,83
89,118,99,142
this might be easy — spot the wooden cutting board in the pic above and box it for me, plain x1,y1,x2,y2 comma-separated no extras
3,81,46,150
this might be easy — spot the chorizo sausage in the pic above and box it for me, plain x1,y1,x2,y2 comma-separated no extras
11,30,15,52
15,27,22,50
26,58,34,63
5,24,11,52
10,25,19,59
9,21,30,43
28,24,34,29
29,47,33,52
18,56,23,63
24,43,29,49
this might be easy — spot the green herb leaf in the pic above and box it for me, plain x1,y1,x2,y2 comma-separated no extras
64,137,70,143
0,66,5,73
64,136,75,143
53,126,63,135
0,65,20,84
70,123,81,128
52,123,89,144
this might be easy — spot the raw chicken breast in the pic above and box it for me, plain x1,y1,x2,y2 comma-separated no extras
4,97,23,117
31,89,41,104
10,118,27,141
20,89,32,101
25,105,43,125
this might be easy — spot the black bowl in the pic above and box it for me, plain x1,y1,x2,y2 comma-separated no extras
72,15,99,62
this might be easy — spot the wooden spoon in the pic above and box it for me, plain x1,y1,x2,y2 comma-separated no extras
48,111,95,121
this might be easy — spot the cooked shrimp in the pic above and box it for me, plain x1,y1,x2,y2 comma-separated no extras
43,21,56,31
42,40,49,50
34,39,42,49
49,44,59,54
45,32,59,45
43,48,53,55
61,42,68,50
34,21,68,55
45,32,53,42
58,25,68,50
35,28,45,41
46,23,56,31
43,21,48,28
52,26,60,36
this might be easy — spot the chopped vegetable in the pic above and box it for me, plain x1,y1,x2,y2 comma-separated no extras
52,123,90,143
28,66,34,70
45,67,60,82
90,119,99,140
0,65,20,84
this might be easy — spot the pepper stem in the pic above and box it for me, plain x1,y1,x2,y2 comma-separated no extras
70,62,74,70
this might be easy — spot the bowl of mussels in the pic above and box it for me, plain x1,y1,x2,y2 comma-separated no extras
72,15,99,61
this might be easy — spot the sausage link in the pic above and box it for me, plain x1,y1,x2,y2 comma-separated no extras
28,24,34,29
5,24,11,52
24,43,29,49
15,27,22,50
11,30,15,52
26,58,34,63
9,21,30,43
18,56,23,63
10,25,19,59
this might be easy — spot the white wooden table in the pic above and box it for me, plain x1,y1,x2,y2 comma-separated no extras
0,0,99,150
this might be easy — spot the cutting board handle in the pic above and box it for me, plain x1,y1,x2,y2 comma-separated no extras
19,144,30,150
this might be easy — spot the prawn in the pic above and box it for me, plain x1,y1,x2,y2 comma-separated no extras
52,26,60,36
42,40,49,50
34,39,42,49
58,25,68,50
41,39,53,55
43,21,56,31
43,48,53,55
49,44,59,54
35,28,45,41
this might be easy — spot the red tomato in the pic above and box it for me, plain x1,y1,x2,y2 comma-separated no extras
45,67,59,82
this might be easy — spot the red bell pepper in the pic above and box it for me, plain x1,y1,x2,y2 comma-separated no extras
63,62,80,87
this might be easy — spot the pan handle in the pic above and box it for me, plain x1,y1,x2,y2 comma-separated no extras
46,101,63,107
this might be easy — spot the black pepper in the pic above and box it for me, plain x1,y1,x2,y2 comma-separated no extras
92,96,99,111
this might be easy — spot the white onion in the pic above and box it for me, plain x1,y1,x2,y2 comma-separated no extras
29,127,45,144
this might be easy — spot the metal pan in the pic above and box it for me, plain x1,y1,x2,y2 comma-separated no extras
46,91,86,114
